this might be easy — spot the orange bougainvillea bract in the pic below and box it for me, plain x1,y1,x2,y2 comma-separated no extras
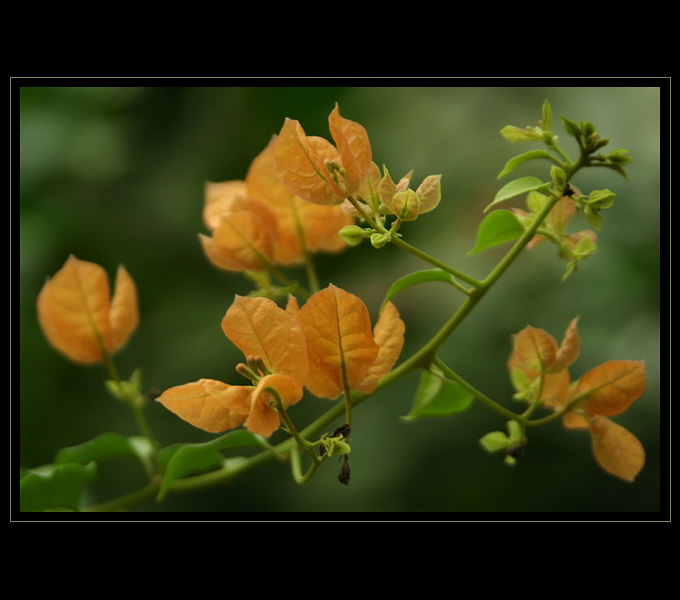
157,286,405,437
37,255,139,364
274,104,373,206
200,136,353,272
158,295,306,438
508,317,647,481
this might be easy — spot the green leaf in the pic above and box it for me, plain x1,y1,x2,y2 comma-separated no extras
601,162,629,181
20,462,97,512
560,115,582,138
606,149,633,167
158,431,268,499
540,100,552,131
526,190,549,214
468,210,524,255
380,269,458,311
497,150,553,178
500,125,543,142
584,205,604,230
550,165,566,188
402,369,474,421
55,433,154,475
479,431,512,453
587,189,616,210
484,176,551,212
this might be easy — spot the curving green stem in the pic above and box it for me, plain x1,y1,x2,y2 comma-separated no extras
432,357,519,421
346,196,482,288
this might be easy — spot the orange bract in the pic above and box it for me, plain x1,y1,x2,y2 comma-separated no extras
157,379,251,433
507,318,647,481
358,301,405,393
222,295,308,387
37,255,139,364
589,415,645,482
576,360,647,417
159,287,404,436
297,285,404,399
158,296,309,438
201,136,353,270
245,136,353,264
274,104,373,206
200,194,278,272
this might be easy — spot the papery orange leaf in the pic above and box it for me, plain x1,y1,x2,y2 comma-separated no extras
245,137,353,264
156,379,251,433
539,369,571,408
222,296,308,387
37,255,139,364
285,294,300,317
549,196,577,234
204,206,277,272
109,265,140,351
328,103,372,195
511,326,558,374
589,415,645,482
390,189,420,221
575,360,647,417
549,316,580,372
199,234,247,271
203,181,248,231
415,174,442,214
274,118,345,206
358,301,405,393
562,410,589,429
297,285,379,398
246,373,304,437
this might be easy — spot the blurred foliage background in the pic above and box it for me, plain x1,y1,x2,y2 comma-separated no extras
18,84,662,515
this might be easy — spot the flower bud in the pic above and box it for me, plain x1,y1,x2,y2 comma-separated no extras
370,233,390,248
339,225,371,246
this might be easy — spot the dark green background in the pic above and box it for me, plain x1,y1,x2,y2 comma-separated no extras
18,84,663,515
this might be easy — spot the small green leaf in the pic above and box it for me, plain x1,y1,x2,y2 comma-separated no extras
584,205,604,230
402,369,474,421
506,420,523,444
485,176,551,212
560,115,582,138
55,433,153,475
479,431,512,453
20,462,97,512
158,431,268,499
497,150,553,179
468,210,524,254
381,269,458,311
587,189,616,210
606,149,633,167
550,165,567,188
540,100,553,131
500,125,543,142
601,162,630,181
526,190,549,215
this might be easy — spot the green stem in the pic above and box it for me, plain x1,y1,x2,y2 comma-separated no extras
292,203,320,293
266,261,311,299
548,141,572,165
432,357,519,421
100,346,162,475
268,387,320,466
390,236,482,289
347,196,481,289
290,446,327,484
130,398,162,473
82,478,160,512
